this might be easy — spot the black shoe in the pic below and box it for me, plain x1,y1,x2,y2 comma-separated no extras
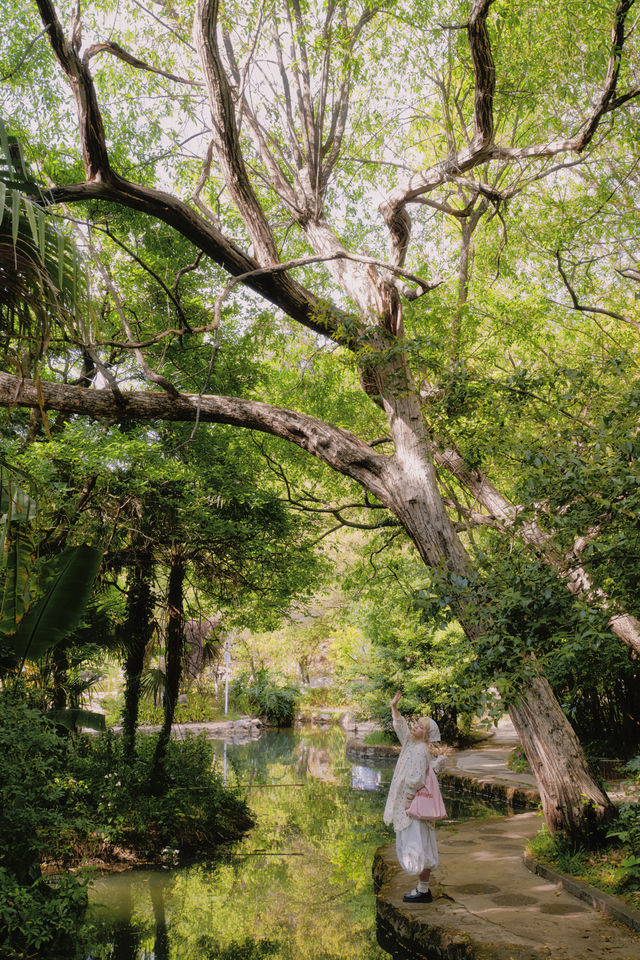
402,888,432,903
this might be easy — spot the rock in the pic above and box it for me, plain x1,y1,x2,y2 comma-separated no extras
346,738,401,762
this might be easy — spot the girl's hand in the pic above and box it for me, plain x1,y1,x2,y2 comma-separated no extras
391,691,402,707
404,793,414,810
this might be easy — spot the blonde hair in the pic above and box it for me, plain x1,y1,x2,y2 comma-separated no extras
411,716,441,742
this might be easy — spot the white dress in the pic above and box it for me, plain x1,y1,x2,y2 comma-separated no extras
383,715,439,873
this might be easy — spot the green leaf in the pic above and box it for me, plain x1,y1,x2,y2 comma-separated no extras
23,193,38,244
0,522,34,633
0,117,10,172
10,545,103,665
48,707,106,732
57,231,65,290
11,188,20,247
37,204,46,260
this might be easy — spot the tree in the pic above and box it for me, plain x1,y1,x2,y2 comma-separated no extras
2,0,640,835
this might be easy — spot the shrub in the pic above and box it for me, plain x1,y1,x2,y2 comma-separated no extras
0,689,91,956
607,790,640,889
0,689,73,882
363,730,397,747
66,731,253,855
0,867,89,958
231,668,300,726
507,746,531,773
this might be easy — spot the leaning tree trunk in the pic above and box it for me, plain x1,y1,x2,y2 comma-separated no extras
151,553,185,783
509,672,615,839
121,544,155,760
373,364,615,839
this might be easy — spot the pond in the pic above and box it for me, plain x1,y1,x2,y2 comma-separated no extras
86,728,503,960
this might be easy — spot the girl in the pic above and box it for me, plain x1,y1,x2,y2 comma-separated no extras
383,691,443,904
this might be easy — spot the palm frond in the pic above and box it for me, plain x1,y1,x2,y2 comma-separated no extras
0,117,85,366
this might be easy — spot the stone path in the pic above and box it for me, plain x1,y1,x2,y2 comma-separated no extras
374,717,640,959
375,812,640,959
442,715,538,793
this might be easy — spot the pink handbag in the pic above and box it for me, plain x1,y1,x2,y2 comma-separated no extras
406,765,447,820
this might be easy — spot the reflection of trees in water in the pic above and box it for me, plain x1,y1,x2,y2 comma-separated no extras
149,875,170,960
305,746,337,783
110,882,140,960
198,937,281,959
222,730,299,784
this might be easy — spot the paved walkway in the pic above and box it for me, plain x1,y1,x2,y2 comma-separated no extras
443,715,537,791
374,717,640,959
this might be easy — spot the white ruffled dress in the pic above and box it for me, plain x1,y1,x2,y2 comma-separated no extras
383,714,441,874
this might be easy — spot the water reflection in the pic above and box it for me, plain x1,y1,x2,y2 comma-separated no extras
351,765,382,791
81,729,500,960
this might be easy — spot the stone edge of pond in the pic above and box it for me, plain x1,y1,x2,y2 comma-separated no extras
346,738,401,760
372,843,546,960
438,770,540,810
522,852,640,933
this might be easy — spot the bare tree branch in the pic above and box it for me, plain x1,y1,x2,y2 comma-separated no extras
83,40,204,86
380,0,638,263
193,0,280,265
36,0,112,179
556,250,640,333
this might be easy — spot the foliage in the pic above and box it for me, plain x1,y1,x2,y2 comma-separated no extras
532,830,589,876
2,0,640,840
0,686,251,869
0,544,103,671
529,790,640,908
362,730,397,747
0,691,59,878
333,544,483,738
0,688,91,956
507,747,530,774
196,938,281,960
65,732,253,855
425,543,640,754
0,867,89,959
231,668,301,727
131,688,245,725
607,801,640,889
0,115,85,380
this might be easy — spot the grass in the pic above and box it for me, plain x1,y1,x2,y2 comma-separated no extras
362,730,397,747
507,746,531,774
527,825,640,913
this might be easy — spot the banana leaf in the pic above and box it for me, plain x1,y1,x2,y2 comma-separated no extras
1,479,37,524
10,544,103,667
0,521,34,633
48,707,106,733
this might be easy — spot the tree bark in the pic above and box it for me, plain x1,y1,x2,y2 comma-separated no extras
509,672,615,838
121,543,155,761
151,553,185,783
362,352,615,840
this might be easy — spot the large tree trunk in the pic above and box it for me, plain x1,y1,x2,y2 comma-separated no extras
151,553,185,783
373,374,615,840
509,673,615,838
121,544,155,761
